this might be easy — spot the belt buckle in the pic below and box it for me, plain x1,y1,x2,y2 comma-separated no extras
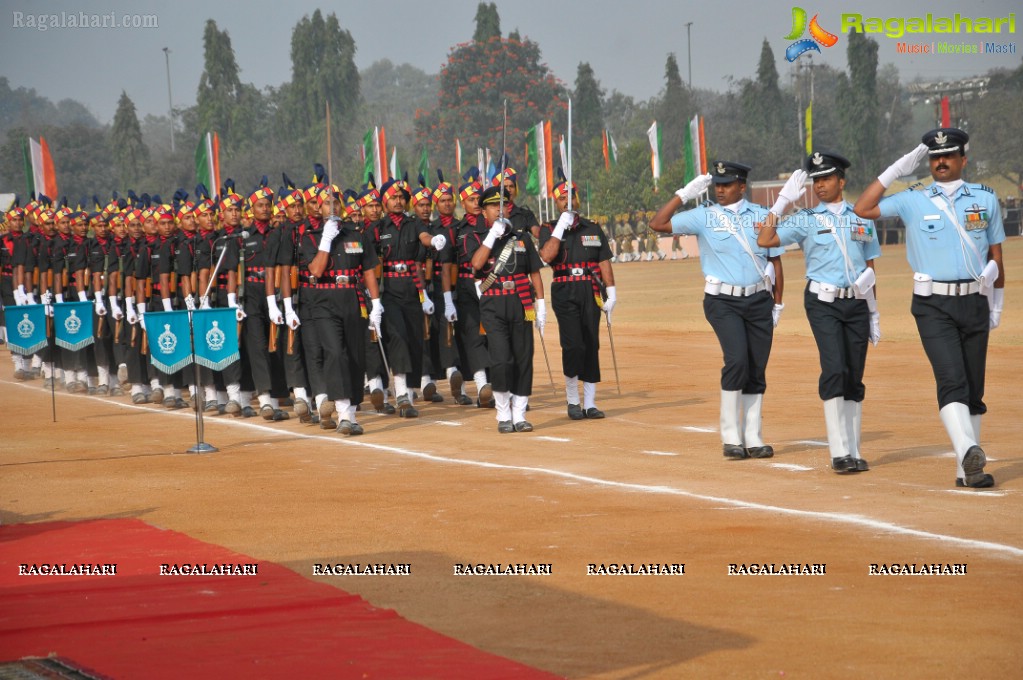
570,267,585,276
501,280,516,290
393,263,408,273
309,276,318,285
335,274,349,284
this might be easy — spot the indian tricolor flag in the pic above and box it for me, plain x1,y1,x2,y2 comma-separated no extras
647,121,662,189
524,121,552,198
26,137,58,199
602,130,618,171
455,138,462,176
362,127,388,184
195,132,221,195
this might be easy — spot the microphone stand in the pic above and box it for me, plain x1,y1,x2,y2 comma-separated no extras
186,233,236,454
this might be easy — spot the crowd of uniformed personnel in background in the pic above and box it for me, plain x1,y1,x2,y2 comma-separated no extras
596,210,691,262
0,160,620,435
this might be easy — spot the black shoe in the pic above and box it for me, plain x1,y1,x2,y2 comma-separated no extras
272,409,289,421
384,402,396,415
723,444,748,460
310,413,321,425
476,397,495,409
747,445,774,459
336,420,354,435
956,474,995,488
13,369,29,381
567,403,585,420
455,394,473,406
95,384,110,396
423,382,437,402
478,383,493,404
831,455,861,473
397,398,419,418
962,445,987,476
150,388,165,404
514,421,534,432
168,398,189,410
430,393,444,403
109,385,125,397
226,400,242,416
240,406,257,418
294,398,311,423
370,388,385,412
132,393,149,404
260,404,276,420
498,420,515,433
319,416,336,430
854,458,870,472
449,370,463,398
584,407,605,419
163,397,177,408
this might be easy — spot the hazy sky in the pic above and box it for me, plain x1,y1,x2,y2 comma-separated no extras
2,0,1019,123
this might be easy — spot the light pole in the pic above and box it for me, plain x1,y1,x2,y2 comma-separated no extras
685,22,693,88
163,47,175,153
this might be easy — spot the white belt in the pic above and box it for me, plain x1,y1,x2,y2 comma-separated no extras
932,281,981,296
809,281,856,299
719,282,766,297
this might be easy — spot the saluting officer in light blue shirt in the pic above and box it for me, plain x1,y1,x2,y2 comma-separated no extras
758,151,880,475
652,161,785,462
855,127,1006,489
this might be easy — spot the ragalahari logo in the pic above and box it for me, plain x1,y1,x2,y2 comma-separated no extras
784,7,839,62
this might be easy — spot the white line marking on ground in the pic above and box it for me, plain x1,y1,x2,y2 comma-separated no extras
794,440,828,446
641,450,678,457
432,420,463,427
679,426,716,433
770,463,814,471
8,380,1022,560
535,436,570,442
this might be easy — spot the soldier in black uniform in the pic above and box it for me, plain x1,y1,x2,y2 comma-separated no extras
452,172,494,407
53,203,91,393
469,185,546,432
3,201,31,380
293,188,382,435
429,171,469,403
121,205,151,403
492,162,541,238
86,210,117,395
539,175,617,420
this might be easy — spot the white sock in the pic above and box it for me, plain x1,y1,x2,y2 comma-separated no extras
315,393,328,410
216,389,228,405
421,375,432,389
583,382,597,410
293,386,308,402
565,376,579,405
239,390,253,405
334,398,351,418
97,366,110,386
347,405,358,423
205,386,217,403
151,378,161,390
494,391,512,421
258,393,273,408
394,374,408,401
32,355,42,368
227,383,241,403
511,394,528,423
168,387,179,399
368,376,383,392
130,384,144,396
270,397,280,409
446,366,457,379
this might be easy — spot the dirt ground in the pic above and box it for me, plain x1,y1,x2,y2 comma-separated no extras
2,238,1021,679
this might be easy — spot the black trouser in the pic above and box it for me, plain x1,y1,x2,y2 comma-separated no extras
278,323,310,396
911,291,989,414
454,278,489,376
125,321,149,385
381,278,424,385
703,291,774,393
423,286,458,379
242,294,284,395
552,281,602,383
93,312,116,378
804,286,870,401
298,294,328,397
480,292,533,396
311,289,367,402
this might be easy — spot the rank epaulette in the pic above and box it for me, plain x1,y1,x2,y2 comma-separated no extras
906,182,925,192
978,184,995,194
700,199,713,208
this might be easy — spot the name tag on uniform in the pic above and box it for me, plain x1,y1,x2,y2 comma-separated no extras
581,235,601,247
344,241,363,253
245,240,259,249
923,214,941,221
514,240,526,252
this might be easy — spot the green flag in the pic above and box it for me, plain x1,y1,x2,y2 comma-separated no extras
524,124,540,196
363,130,375,183
683,123,695,185
418,148,429,181
22,138,34,198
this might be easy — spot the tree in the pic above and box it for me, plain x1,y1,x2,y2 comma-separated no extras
473,3,500,42
0,125,115,202
838,31,881,188
111,91,148,188
970,60,1023,190
735,40,799,179
285,10,361,163
657,54,692,165
195,20,242,148
573,62,605,158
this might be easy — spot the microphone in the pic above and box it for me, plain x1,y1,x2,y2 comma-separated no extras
214,229,249,241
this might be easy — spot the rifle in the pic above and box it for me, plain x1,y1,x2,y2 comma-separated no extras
287,263,299,355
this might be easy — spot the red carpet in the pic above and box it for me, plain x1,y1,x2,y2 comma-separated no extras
0,519,561,679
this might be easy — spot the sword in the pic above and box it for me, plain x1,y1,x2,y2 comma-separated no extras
606,317,622,395
537,329,556,394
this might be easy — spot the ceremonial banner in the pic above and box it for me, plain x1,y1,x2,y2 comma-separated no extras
192,308,240,371
145,310,193,374
53,301,94,351
5,304,47,355
195,132,220,195
805,103,813,154
647,121,662,187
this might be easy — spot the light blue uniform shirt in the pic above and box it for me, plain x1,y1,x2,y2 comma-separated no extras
878,182,1004,281
775,201,881,288
670,200,784,287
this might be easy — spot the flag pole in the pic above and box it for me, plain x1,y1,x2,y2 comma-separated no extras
326,101,333,184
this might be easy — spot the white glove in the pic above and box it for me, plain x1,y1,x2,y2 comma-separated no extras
369,298,383,334
138,308,146,331
443,291,457,322
41,291,53,305
78,290,89,302
125,297,137,325
675,173,713,203
771,169,808,216
95,292,108,317
878,143,929,188
422,296,435,315
603,285,617,322
161,297,173,312
535,298,547,336
551,211,576,240
267,294,284,325
184,294,196,311
45,303,53,317
283,297,300,329
26,292,37,305
430,234,447,251
55,293,64,304
14,285,26,306
989,288,1004,330
236,306,247,322
772,303,785,328
869,311,881,346
199,295,211,310
227,292,238,308
482,218,511,249
110,298,123,320
319,219,340,252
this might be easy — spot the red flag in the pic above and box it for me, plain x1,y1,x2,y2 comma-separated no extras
602,131,610,171
940,96,951,127
39,136,58,199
